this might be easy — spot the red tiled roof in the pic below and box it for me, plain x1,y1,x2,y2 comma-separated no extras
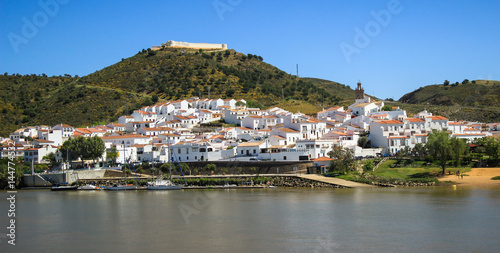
140,127,161,131
34,139,54,143
277,128,300,133
56,124,73,128
109,123,126,127
312,156,334,161
375,120,403,124
102,134,149,140
427,116,448,121
406,118,424,123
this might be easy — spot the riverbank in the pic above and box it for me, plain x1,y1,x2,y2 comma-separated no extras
75,175,344,188
438,167,500,187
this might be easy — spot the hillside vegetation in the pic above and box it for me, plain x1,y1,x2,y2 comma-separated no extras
81,48,349,105
0,74,154,136
0,47,356,136
399,80,500,107
397,80,500,122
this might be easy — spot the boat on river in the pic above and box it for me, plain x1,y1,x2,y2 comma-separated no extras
106,183,139,191
147,171,183,190
78,184,101,190
51,183,78,191
147,177,183,190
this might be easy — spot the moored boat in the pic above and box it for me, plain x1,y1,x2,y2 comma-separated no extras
78,184,101,190
147,175,183,190
51,183,78,191
105,183,139,191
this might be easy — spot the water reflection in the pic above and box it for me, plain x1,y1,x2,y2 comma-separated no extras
1,187,499,252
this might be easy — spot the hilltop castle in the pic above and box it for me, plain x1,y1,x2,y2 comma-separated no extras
152,40,227,50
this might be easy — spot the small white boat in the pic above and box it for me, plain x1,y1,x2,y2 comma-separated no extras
78,184,101,190
268,185,277,188
51,184,78,191
147,176,183,190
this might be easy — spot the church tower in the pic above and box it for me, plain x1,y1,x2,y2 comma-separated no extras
355,82,364,100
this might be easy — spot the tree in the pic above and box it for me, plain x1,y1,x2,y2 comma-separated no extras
443,80,450,86
412,143,426,158
42,152,60,168
425,130,452,175
483,137,500,163
358,136,370,148
327,147,355,174
381,105,392,111
205,163,216,174
59,137,80,164
235,101,245,108
152,94,159,103
179,163,190,175
60,136,105,167
0,159,27,189
160,163,171,173
462,79,469,85
450,137,469,166
396,146,410,162
106,147,119,166
86,136,105,165
226,89,235,97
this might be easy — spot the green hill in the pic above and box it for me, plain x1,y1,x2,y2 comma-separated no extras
0,74,148,136
81,47,349,105
399,80,500,107
299,77,356,106
397,80,500,122
0,47,356,136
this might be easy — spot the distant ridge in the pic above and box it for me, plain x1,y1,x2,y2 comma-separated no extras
393,79,500,122
399,80,500,107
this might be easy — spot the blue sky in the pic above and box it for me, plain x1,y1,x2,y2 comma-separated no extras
1,0,499,100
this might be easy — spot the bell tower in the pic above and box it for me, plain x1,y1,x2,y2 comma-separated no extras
355,82,364,100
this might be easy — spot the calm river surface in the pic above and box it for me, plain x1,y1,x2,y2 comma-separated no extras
1,187,500,252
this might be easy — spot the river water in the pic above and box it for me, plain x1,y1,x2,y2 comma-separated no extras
1,186,500,252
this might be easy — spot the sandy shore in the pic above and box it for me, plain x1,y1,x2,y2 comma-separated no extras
439,167,500,187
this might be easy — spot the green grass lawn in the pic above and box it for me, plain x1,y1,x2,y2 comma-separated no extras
373,159,471,179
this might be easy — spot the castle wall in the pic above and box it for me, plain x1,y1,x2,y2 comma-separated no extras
162,41,227,50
